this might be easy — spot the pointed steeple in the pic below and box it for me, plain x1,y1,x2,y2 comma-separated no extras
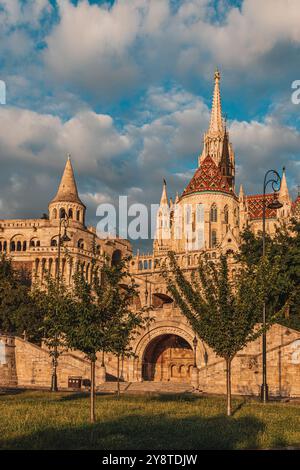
208,68,223,134
160,178,169,206
239,184,245,201
279,167,289,201
51,155,84,205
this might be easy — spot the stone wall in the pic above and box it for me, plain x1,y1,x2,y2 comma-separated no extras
197,324,300,397
1,322,300,397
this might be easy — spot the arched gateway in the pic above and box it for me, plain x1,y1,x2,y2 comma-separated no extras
142,334,194,382
132,324,202,383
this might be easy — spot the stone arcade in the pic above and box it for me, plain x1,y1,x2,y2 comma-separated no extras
1,72,300,396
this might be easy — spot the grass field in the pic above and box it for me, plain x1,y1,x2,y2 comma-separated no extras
0,390,299,450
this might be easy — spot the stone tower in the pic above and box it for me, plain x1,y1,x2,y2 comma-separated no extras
48,155,86,226
199,69,235,190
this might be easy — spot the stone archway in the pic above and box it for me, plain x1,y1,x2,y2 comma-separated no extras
142,334,194,382
132,323,203,382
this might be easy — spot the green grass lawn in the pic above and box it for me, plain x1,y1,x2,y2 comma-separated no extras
0,390,299,450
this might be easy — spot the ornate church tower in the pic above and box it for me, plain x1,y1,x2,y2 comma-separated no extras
153,179,171,253
48,155,86,226
199,70,235,190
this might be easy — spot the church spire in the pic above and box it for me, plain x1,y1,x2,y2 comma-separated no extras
51,156,84,205
279,167,290,202
208,68,223,134
160,178,169,206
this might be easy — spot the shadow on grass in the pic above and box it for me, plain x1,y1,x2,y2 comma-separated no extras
0,388,29,396
0,412,269,450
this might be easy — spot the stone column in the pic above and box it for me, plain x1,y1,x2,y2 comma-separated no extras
191,366,199,389
0,335,17,387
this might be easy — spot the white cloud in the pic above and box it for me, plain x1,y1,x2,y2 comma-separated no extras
42,0,300,100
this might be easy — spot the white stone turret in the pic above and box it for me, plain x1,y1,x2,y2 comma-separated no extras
48,155,86,225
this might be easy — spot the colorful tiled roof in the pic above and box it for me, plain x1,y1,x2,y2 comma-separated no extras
245,194,277,220
292,195,300,218
182,155,233,198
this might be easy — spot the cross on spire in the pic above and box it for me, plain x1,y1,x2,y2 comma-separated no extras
208,68,223,134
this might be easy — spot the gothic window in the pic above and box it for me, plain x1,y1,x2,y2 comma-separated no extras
224,205,229,224
196,204,204,223
210,204,217,222
23,241,27,251
68,208,73,219
51,239,57,247
186,205,191,224
3,241,7,251
17,241,22,251
53,208,57,219
76,210,80,221
211,230,217,248
30,240,35,247
36,241,40,247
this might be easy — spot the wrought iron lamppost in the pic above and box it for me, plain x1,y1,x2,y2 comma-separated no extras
193,336,198,367
260,168,284,403
50,213,71,392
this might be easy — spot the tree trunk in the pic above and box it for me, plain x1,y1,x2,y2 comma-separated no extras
117,355,120,397
90,359,96,423
226,357,232,417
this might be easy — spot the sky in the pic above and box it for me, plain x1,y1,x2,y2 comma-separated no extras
0,0,300,251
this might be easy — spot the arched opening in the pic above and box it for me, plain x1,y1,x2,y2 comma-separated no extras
142,334,193,382
68,208,73,219
59,208,66,219
77,239,84,249
112,249,122,266
152,292,173,308
210,204,217,222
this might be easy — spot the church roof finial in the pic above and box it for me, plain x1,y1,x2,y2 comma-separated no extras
160,178,168,206
208,68,223,134
50,156,85,206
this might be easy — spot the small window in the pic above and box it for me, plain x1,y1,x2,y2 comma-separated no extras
59,208,66,219
17,241,22,251
76,210,80,221
224,205,229,224
210,204,217,222
68,208,73,219
211,230,217,248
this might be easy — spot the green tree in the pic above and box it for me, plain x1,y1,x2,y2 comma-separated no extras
0,254,43,342
64,257,148,422
31,273,72,389
163,252,283,416
238,220,300,330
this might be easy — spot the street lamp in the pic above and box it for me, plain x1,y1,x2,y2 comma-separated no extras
193,336,198,367
51,213,70,392
260,168,284,403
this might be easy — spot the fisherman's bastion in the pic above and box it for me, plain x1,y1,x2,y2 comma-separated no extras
1,72,300,397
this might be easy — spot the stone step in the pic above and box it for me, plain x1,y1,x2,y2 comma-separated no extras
97,381,194,394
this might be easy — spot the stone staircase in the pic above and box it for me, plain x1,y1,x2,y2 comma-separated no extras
97,381,194,394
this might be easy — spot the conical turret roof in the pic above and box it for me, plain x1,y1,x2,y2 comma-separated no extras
50,156,85,206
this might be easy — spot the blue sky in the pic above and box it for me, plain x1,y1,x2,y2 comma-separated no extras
0,0,300,250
